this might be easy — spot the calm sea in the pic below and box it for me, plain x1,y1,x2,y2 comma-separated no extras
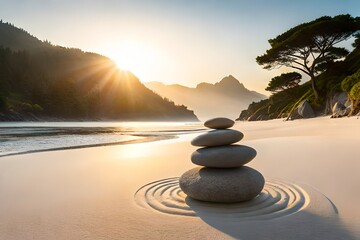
0,122,204,157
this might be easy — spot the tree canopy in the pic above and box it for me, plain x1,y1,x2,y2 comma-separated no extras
266,72,301,93
257,14,360,100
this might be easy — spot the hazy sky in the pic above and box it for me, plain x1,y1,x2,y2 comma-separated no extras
1,0,359,94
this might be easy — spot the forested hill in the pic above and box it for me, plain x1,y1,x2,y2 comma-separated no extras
0,21,198,121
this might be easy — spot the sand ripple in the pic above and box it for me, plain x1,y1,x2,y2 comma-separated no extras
134,177,311,220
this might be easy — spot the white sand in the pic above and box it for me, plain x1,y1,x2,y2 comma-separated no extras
0,117,359,239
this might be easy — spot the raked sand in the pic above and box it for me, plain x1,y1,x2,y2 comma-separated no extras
0,117,359,239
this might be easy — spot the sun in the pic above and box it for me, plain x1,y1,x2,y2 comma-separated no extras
108,41,160,81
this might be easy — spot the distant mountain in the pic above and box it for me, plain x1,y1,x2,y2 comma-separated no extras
0,21,198,121
145,75,267,120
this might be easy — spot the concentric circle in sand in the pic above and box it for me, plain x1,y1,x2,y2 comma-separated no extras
134,177,312,220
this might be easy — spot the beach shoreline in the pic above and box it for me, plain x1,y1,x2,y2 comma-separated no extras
0,122,206,157
0,116,359,239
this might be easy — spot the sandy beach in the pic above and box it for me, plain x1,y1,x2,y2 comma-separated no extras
0,117,360,239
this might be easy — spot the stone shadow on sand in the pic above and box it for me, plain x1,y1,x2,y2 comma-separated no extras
186,194,356,240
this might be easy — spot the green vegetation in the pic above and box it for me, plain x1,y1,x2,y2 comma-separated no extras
266,72,301,93
342,70,360,92
342,70,360,114
350,82,360,98
239,14,360,121
0,22,198,121
350,82,360,99
257,14,359,100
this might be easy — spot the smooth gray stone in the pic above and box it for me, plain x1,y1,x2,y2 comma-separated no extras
191,129,243,147
204,117,234,129
179,166,265,203
297,100,315,118
191,145,256,168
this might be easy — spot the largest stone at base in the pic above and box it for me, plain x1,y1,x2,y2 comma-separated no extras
179,166,265,203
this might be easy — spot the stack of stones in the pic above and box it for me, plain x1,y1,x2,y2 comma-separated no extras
179,117,265,203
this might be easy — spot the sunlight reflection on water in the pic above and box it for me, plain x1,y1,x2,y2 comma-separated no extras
0,122,203,156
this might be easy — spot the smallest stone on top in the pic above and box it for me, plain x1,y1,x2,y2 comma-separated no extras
204,117,235,129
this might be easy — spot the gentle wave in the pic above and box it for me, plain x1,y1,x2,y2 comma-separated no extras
0,122,204,157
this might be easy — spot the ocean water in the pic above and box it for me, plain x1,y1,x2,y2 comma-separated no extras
0,122,204,157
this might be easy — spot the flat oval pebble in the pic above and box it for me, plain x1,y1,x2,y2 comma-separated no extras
191,145,257,168
179,166,265,203
191,129,243,147
204,117,235,129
